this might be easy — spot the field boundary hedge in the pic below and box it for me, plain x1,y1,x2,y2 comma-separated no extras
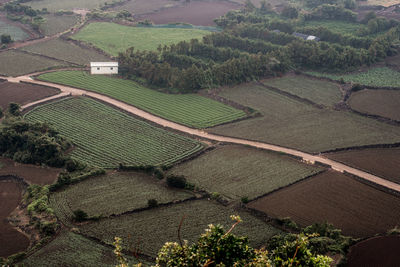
0,174,29,187
346,104,400,125
322,142,400,154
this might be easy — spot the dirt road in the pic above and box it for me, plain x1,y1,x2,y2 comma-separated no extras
7,75,400,193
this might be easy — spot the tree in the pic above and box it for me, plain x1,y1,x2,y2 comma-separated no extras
1,34,12,44
281,5,299,19
73,209,88,222
8,102,21,116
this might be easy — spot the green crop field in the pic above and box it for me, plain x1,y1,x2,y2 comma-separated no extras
263,75,342,107
39,15,79,36
209,84,400,153
21,39,110,65
50,171,194,221
169,145,323,200
79,199,281,257
25,97,203,168
348,89,400,121
0,20,29,41
25,0,107,12
307,67,400,88
71,22,210,56
0,50,68,77
303,20,364,35
22,230,144,266
37,71,246,128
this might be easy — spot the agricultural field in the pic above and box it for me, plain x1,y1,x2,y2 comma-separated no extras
307,67,400,88
357,0,400,7
112,0,182,15
71,22,210,56
209,83,400,153
168,145,322,200
303,20,364,35
0,81,59,109
0,50,69,77
21,39,110,65
0,20,30,41
24,0,107,12
139,0,241,26
263,75,342,107
0,158,61,185
348,89,400,121
39,14,79,36
50,171,194,220
25,97,203,168
22,230,145,266
0,180,29,257
324,147,400,184
346,236,400,267
248,170,400,238
79,199,281,257
37,71,247,128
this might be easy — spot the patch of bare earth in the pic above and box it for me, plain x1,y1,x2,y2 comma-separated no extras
247,170,400,238
0,81,60,110
346,235,400,267
139,1,242,26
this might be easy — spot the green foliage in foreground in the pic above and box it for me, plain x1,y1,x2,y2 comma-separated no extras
37,71,246,128
71,22,210,56
307,67,400,88
25,97,203,168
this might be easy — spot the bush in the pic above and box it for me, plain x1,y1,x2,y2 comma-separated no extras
1,34,12,44
8,102,21,116
73,209,88,222
351,83,363,92
0,107,3,119
166,175,187,188
241,196,249,204
148,199,158,208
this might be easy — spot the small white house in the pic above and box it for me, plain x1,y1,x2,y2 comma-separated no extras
90,62,118,75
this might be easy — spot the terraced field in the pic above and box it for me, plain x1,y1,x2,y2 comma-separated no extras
21,39,110,65
22,230,144,266
263,75,342,107
168,145,322,200
71,22,210,56
0,20,29,41
37,71,246,128
209,83,400,152
303,20,364,35
348,89,400,121
79,199,281,257
24,97,203,168
39,14,78,36
25,0,106,12
0,50,68,77
50,171,193,221
307,67,400,88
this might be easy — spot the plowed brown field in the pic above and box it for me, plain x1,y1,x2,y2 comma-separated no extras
0,81,59,109
325,148,400,184
346,236,400,267
0,179,29,257
248,171,400,238
139,1,241,26
0,158,61,185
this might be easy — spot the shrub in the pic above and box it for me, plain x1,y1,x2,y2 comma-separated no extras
147,199,158,208
241,196,249,204
1,34,12,44
351,83,363,92
0,107,3,118
8,102,21,116
166,175,187,188
73,209,88,222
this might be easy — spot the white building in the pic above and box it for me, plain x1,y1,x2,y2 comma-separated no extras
90,62,118,75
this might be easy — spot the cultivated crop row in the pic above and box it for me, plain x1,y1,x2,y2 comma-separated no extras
38,71,247,128
25,97,204,168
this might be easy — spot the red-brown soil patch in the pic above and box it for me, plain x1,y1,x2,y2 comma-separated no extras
139,1,242,26
113,0,183,15
324,148,400,184
247,170,400,238
0,158,61,185
0,179,29,257
346,235,400,267
0,81,60,109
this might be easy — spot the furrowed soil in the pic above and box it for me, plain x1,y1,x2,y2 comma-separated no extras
0,158,61,185
139,1,241,26
247,170,400,238
348,89,400,121
0,179,29,257
324,148,400,184
346,236,400,267
112,0,182,15
0,81,60,109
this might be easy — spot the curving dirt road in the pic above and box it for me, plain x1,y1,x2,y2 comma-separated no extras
6,75,400,193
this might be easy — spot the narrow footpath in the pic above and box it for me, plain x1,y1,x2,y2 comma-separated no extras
6,75,400,194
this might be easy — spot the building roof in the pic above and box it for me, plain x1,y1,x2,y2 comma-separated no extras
90,62,118,67
292,32,319,42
